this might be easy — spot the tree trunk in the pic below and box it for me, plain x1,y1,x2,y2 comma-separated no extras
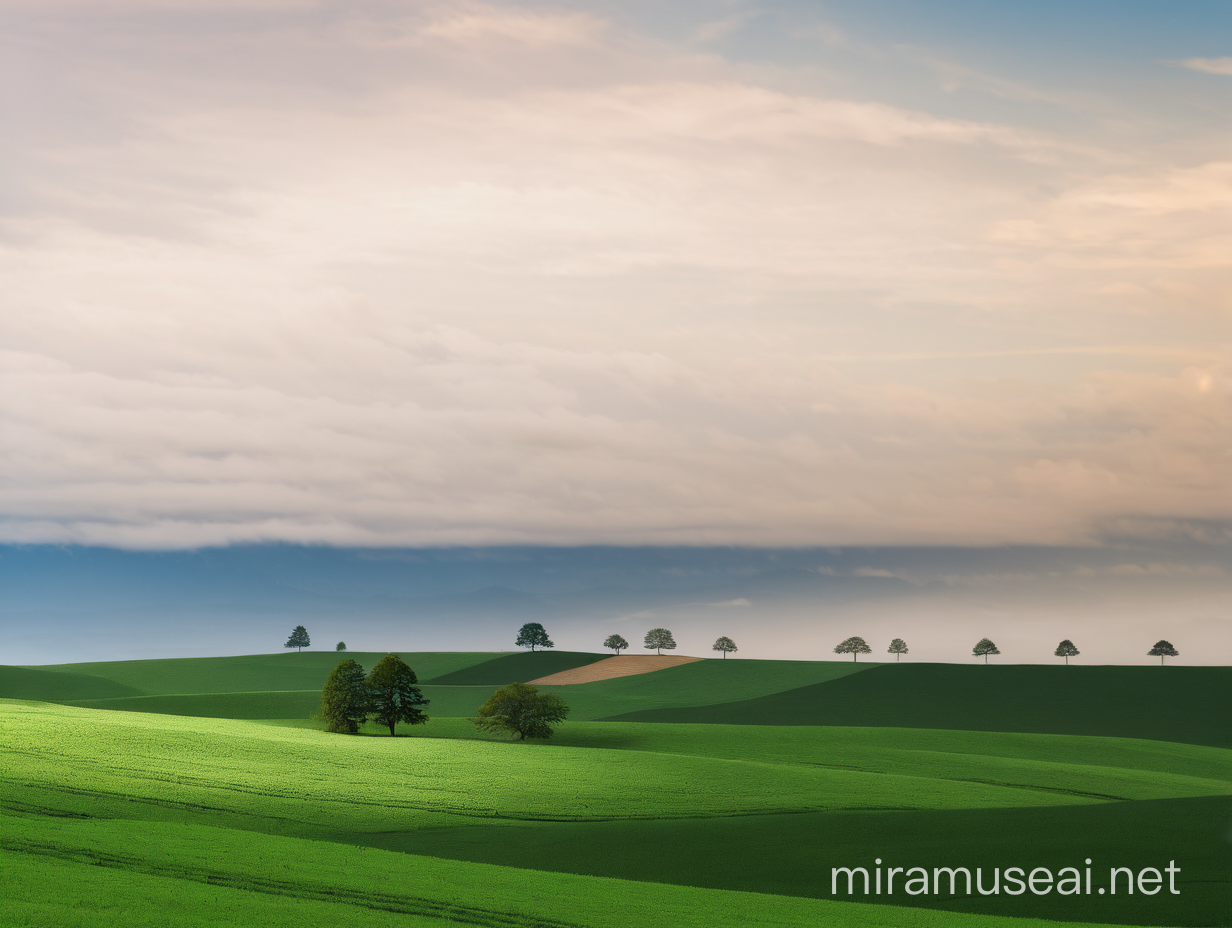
984,654,988,663
852,652,856,662
388,721,395,736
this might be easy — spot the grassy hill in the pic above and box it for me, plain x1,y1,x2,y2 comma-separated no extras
604,663,1232,748
420,650,611,684
2,651,496,699
4,652,1229,927
3,699,1229,926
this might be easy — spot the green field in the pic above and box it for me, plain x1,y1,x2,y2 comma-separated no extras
2,652,1228,927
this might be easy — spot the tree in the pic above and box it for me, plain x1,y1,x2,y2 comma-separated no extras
1148,640,1179,665
973,638,1001,663
603,634,630,655
644,628,676,655
320,659,369,734
335,641,347,652
515,622,554,652
1054,639,1079,664
285,625,310,651
473,682,569,740
365,654,429,736
712,636,738,659
833,636,872,661
888,638,908,661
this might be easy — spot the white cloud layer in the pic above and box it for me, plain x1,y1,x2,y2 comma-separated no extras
1,2,1229,549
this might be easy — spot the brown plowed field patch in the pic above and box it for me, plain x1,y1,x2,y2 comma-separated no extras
526,654,703,685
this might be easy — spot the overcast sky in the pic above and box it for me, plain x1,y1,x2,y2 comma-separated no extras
2,0,1230,553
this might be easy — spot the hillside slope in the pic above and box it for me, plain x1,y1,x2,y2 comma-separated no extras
603,663,1232,748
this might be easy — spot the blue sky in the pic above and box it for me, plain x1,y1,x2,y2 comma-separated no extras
0,1,1228,662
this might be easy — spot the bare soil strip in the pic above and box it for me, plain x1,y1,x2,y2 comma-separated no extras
527,654,703,686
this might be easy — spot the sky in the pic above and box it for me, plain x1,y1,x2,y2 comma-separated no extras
1,2,1229,664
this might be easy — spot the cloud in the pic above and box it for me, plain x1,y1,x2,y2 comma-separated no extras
1166,57,1232,76
706,598,751,607
2,3,1228,550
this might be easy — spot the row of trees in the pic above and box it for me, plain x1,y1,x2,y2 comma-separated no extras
521,623,739,658
834,635,1180,664
301,623,1182,667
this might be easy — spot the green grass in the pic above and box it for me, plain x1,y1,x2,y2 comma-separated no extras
535,656,874,720
5,651,494,699
0,665,145,702
605,663,1232,748
5,700,1229,926
63,690,325,720
23,702,1218,834
384,795,1232,926
422,650,611,684
3,817,1143,928
5,652,1228,927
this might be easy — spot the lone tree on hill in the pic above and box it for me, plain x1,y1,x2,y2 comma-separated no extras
285,625,310,651
644,628,677,655
712,636,738,658
1054,640,1079,664
834,636,872,661
473,682,569,740
335,641,347,651
1148,640,1179,665
973,638,1001,663
515,622,554,652
320,659,369,734
365,654,429,736
887,638,908,661
603,634,630,655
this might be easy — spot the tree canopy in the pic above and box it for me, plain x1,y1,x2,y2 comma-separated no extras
712,636,738,658
335,641,347,651
887,638,908,660
285,625,310,651
973,638,1001,663
320,659,369,734
515,622,554,652
603,634,629,655
473,682,569,740
1148,640,1179,664
365,654,429,736
833,636,872,661
1054,639,1079,664
644,628,676,654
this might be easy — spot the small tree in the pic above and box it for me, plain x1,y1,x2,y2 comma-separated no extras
365,654,430,736
473,682,569,740
285,625,310,651
320,659,369,734
603,634,630,655
335,641,347,652
1054,639,1079,665
1148,640,1179,665
644,628,676,655
833,636,872,661
712,636,738,659
515,622,554,652
973,638,1001,663
887,638,908,661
